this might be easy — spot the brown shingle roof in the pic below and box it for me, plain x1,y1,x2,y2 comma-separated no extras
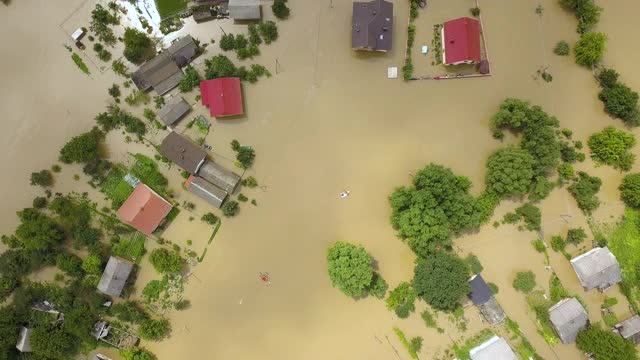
352,0,393,51
159,132,207,174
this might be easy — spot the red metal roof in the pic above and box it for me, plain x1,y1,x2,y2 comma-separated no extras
200,78,244,117
443,17,481,65
117,183,172,234
185,174,195,188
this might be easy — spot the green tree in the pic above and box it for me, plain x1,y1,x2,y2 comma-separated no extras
574,32,606,67
179,65,201,92
82,253,103,275
205,54,238,79
138,318,171,341
30,326,78,359
485,147,534,198
553,41,570,56
566,228,587,245
588,126,636,171
201,212,219,225
219,33,236,51
0,306,19,356
56,253,84,277
236,146,255,169
620,173,640,208
551,235,566,252
576,325,638,360
272,0,290,19
413,252,470,311
386,282,416,318
221,200,240,217
326,241,373,298
30,169,53,187
465,254,483,274
149,248,183,273
598,68,619,88
258,21,279,44
0,276,17,301
598,83,640,126
568,171,602,214
515,202,541,231
123,27,155,64
559,0,602,33
121,347,157,360
111,301,149,324
369,272,388,299
15,208,64,251
512,271,536,293
59,127,104,164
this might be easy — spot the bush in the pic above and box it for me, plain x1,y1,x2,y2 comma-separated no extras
258,21,278,44
327,242,373,298
82,253,103,275
369,272,388,299
111,301,149,324
528,176,554,202
598,68,620,89
598,83,640,126
558,163,575,181
553,41,570,56
568,171,602,214
241,176,258,188
470,7,480,16
221,201,239,217
179,65,201,92
123,27,155,64
139,318,171,341
30,170,53,187
55,253,84,277
59,127,104,164
574,32,606,67
566,228,587,245
0,276,17,301
219,33,236,51
532,239,546,253
588,126,636,171
174,299,190,310
386,282,416,318
149,248,183,273
413,252,470,311
272,0,290,19
576,325,638,360
465,254,483,274
201,212,219,225
515,203,541,231
108,84,121,98
603,296,618,308
620,173,640,208
236,146,255,169
120,347,156,360
550,235,566,252
513,271,536,293
485,147,534,198
32,196,47,209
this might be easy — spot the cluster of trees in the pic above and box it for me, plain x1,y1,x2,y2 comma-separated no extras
413,252,470,311
588,126,636,171
30,169,53,187
230,139,256,169
568,171,602,214
326,242,387,298
59,127,104,165
596,69,640,126
179,65,201,92
272,0,290,19
559,0,602,34
620,173,640,208
123,27,156,64
96,105,147,138
221,200,239,217
93,42,112,62
220,31,260,60
90,4,118,45
574,31,606,67
204,55,271,83
576,325,638,360
149,248,184,274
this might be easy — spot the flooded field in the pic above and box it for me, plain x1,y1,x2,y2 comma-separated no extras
2,0,640,359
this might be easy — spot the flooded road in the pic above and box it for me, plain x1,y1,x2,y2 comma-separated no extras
2,0,640,359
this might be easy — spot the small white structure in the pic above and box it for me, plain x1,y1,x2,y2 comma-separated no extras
228,0,261,20
469,336,517,360
570,247,622,292
387,67,398,79
16,327,32,353
71,28,85,41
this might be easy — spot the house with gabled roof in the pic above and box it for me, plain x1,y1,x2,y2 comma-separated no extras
570,247,622,292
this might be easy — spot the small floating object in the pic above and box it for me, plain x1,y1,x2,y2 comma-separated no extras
421,45,429,54
419,0,427,8
387,66,398,79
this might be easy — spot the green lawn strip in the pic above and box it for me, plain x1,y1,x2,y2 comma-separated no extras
504,318,544,360
99,165,134,208
452,329,495,360
112,231,146,263
525,290,559,345
393,327,419,360
71,53,90,75
198,220,222,262
154,0,188,19
129,153,169,196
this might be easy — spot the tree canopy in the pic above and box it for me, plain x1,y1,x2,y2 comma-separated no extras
559,0,602,33
413,252,470,311
620,173,640,208
123,27,155,64
588,126,636,171
138,318,171,341
149,248,183,274
574,32,606,67
485,147,534,198
30,325,79,359
272,0,290,19
15,208,64,251
59,127,104,164
576,325,638,360
30,169,53,187
568,171,602,214
512,271,536,293
326,241,373,298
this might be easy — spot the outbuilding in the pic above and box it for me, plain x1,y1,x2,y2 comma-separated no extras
16,327,32,353
442,17,481,65
131,53,184,95
570,247,622,292
198,161,241,194
159,132,207,174
469,335,517,360
157,96,191,126
615,315,640,344
200,78,244,117
228,0,261,20
186,175,228,208
548,297,589,344
351,0,393,52
97,256,134,297
468,274,506,325
118,183,172,235
166,35,199,67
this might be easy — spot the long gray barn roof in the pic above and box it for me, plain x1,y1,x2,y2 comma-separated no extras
469,336,517,360
549,298,589,344
97,256,134,297
197,161,241,194
158,96,191,126
131,53,184,95
352,0,393,51
570,247,622,291
229,0,261,19
159,132,207,174
188,176,228,208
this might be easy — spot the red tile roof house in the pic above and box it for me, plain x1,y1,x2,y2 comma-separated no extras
441,17,481,66
118,183,173,234
200,78,244,117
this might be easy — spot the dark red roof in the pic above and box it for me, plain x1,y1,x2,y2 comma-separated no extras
117,184,172,234
443,17,481,65
200,78,244,117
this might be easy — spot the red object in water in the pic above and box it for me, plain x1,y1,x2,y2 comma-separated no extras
442,17,481,65
261,276,267,282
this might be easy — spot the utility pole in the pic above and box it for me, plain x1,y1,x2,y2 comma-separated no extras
219,26,226,35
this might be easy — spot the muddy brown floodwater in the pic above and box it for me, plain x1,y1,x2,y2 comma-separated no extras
2,0,640,359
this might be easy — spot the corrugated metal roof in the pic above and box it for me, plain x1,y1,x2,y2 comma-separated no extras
197,161,241,194
549,298,589,344
617,315,640,340
443,17,481,65
188,176,228,208
158,96,191,126
97,256,134,297
469,336,517,360
570,247,622,291
229,0,261,19
200,78,244,117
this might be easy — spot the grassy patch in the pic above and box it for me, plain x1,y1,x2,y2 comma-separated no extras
130,154,168,195
603,311,619,327
525,290,558,345
452,329,494,360
71,53,90,75
154,0,188,19
393,327,420,360
112,232,146,263
504,318,544,360
100,166,134,209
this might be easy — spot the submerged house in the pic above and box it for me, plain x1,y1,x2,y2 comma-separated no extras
615,315,640,344
16,327,32,353
198,161,241,194
97,256,134,297
157,96,191,127
228,0,261,20
200,78,244,117
570,247,622,292
468,274,506,325
442,17,481,65
549,297,589,344
469,335,517,360
159,132,207,174
166,35,198,67
351,0,393,52
118,183,173,235
131,53,184,95
186,175,228,209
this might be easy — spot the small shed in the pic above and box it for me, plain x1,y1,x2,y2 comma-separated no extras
615,315,640,344
228,0,261,20
166,35,199,67
198,161,241,194
186,175,228,209
159,132,208,174
16,327,32,353
570,247,622,292
158,96,191,126
97,256,134,297
442,17,481,65
468,274,506,325
548,297,589,344
200,78,244,117
469,335,517,360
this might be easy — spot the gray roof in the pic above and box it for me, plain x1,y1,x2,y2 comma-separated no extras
616,315,640,340
478,297,506,325
16,327,32,352
549,298,589,344
166,35,198,67
352,0,393,51
159,132,207,174
193,9,215,23
468,274,492,305
131,53,184,95
97,256,134,297
469,336,517,360
229,0,261,19
197,160,241,194
188,176,228,208
157,96,191,126
570,247,622,291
